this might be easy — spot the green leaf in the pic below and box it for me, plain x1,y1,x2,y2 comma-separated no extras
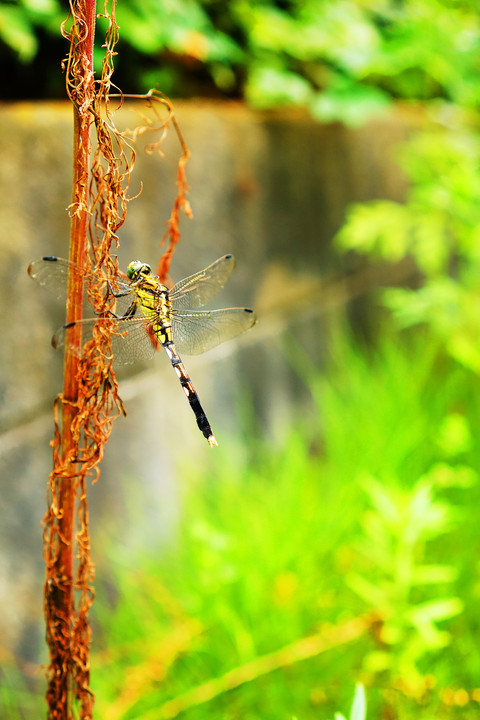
246,65,313,109
410,597,463,624
21,0,59,16
347,573,388,606
0,5,37,61
350,684,367,720
310,82,391,127
412,564,457,585
436,413,472,457
335,201,410,259
423,463,477,489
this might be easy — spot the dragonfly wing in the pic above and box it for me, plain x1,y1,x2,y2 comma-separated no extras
28,256,71,300
28,255,133,311
170,255,236,310
172,307,256,355
53,316,160,364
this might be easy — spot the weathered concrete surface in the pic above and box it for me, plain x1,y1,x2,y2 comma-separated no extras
0,100,413,664
0,100,412,430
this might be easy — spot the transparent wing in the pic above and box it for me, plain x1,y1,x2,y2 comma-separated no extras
172,307,256,355
28,256,134,313
170,255,236,310
52,316,160,365
28,256,72,300
33,254,256,360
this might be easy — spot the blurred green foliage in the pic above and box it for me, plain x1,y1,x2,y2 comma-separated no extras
338,684,367,720
0,0,62,61
2,0,480,123
88,332,480,718
336,119,480,372
3,329,480,717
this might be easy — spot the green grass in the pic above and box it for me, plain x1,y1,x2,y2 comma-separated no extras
4,325,480,718
89,327,480,719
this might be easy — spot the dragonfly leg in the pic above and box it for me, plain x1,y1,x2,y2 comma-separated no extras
103,299,139,319
107,280,133,299
123,300,139,318
163,341,218,447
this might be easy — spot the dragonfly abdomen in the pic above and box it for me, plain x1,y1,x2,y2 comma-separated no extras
163,341,217,447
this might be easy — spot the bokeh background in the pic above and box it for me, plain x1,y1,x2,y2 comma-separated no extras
2,1,480,718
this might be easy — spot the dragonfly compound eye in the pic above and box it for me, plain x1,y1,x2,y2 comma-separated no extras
127,260,144,280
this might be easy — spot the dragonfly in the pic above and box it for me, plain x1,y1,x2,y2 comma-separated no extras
28,254,256,446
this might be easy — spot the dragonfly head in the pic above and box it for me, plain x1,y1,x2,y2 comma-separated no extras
127,261,152,282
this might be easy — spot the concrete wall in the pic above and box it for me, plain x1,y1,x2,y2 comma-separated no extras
0,101,412,663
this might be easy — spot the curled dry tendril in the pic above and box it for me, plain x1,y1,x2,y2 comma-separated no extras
43,2,191,717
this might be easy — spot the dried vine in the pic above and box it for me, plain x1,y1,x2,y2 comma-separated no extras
112,89,193,283
42,1,192,717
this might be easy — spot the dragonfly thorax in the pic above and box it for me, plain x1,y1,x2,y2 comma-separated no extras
127,260,152,282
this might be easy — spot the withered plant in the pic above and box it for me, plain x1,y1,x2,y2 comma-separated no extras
43,1,190,717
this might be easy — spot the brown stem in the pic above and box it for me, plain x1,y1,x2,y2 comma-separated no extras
45,1,96,717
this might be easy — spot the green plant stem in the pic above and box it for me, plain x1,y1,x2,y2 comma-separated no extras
153,614,374,720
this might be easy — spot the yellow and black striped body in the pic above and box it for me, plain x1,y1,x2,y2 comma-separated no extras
130,272,173,345
127,261,217,446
